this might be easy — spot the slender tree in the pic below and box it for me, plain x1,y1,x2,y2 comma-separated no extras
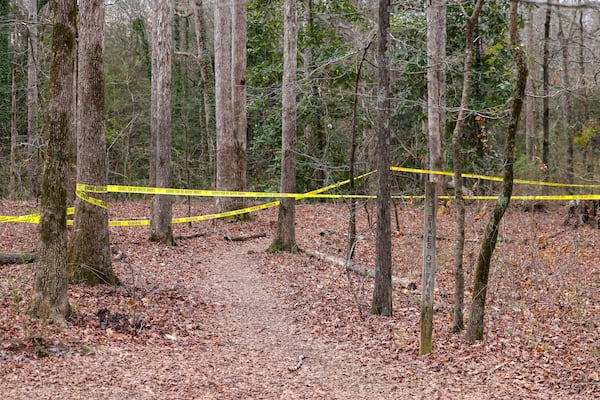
370,0,392,317
466,0,527,342
232,0,248,210
269,0,299,253
27,0,40,199
28,0,77,324
420,0,446,355
68,0,119,285
150,0,175,246
451,0,485,334
542,6,551,181
192,0,215,183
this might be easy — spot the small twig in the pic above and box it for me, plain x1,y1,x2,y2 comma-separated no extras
288,354,305,372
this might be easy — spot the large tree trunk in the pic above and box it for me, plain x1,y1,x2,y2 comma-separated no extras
370,0,392,317
28,0,77,324
150,0,175,246
451,0,485,334
466,0,527,343
214,0,246,214
68,0,119,286
420,0,446,355
269,0,298,253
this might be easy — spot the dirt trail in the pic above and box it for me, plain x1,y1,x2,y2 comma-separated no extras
202,238,401,399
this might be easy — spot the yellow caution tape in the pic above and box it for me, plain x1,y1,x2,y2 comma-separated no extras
390,166,600,189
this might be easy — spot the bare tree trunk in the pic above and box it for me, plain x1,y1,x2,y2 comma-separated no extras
451,0,484,334
525,5,537,163
9,25,17,199
27,0,40,199
466,0,527,343
192,0,215,184
558,13,574,186
28,0,77,324
232,0,247,212
420,0,446,355
370,0,392,317
68,0,119,286
542,7,551,183
150,0,175,246
269,0,298,253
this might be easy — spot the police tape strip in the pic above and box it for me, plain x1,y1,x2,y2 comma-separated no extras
3,167,600,225
390,166,600,189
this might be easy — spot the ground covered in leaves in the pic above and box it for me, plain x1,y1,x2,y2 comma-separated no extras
0,199,598,399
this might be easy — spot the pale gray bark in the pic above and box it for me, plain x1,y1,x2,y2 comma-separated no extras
27,0,40,197
269,0,298,253
192,0,215,183
150,0,175,246
421,0,446,355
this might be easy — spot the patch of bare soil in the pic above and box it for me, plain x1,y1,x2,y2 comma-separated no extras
0,200,599,399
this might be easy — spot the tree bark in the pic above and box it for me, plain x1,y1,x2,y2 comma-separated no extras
466,0,527,343
420,0,446,354
232,0,248,214
68,0,119,286
558,13,574,186
215,0,246,214
9,24,17,199
27,0,40,199
269,0,299,253
28,0,77,324
525,5,537,163
150,0,175,246
192,0,215,184
371,0,392,317
542,7,551,183
451,0,484,334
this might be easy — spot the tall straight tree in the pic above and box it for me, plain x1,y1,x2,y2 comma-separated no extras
232,0,248,206
68,0,119,286
420,0,446,355
466,0,527,342
451,0,485,334
150,0,175,246
192,0,215,183
27,0,40,197
214,0,247,214
370,0,392,317
269,0,298,253
28,0,77,324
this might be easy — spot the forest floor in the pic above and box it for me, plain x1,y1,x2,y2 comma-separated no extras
0,198,599,399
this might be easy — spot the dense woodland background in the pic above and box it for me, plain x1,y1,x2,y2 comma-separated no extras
0,0,599,199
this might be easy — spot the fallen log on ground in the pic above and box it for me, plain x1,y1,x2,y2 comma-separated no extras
224,232,267,242
0,252,35,265
303,249,416,290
